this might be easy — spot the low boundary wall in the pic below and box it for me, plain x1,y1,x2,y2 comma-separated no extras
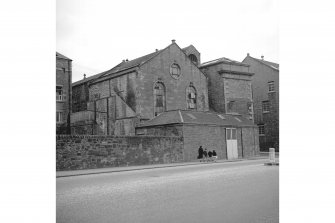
56,135,183,171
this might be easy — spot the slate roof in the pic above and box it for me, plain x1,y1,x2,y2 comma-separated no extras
137,110,255,128
92,50,163,83
199,57,249,68
56,52,72,61
248,56,279,71
72,71,107,87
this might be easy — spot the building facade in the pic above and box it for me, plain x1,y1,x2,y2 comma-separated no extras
242,54,279,151
69,40,260,161
199,58,254,120
56,52,72,134
71,40,208,135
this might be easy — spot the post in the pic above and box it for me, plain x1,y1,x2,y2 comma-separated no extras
269,148,275,163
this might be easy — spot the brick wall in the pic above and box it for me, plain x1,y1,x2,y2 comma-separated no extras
56,135,183,170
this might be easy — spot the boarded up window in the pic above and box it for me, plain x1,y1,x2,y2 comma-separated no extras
154,82,165,116
186,85,197,109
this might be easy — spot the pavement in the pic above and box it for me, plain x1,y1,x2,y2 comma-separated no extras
57,155,279,178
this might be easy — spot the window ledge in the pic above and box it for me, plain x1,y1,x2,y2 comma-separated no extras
262,111,270,113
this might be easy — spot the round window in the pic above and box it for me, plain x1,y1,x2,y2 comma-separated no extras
170,63,181,79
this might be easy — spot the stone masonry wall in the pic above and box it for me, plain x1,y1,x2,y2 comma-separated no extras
56,57,72,134
56,135,183,171
138,43,209,120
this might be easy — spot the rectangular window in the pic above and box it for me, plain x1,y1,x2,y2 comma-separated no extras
232,129,237,139
226,129,231,140
56,86,65,101
247,102,253,114
268,81,275,92
258,125,265,135
262,101,270,113
226,128,237,140
56,111,63,123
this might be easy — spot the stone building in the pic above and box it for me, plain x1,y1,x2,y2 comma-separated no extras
136,110,259,161
242,54,279,151
71,40,208,135
56,52,72,134
199,57,254,120
69,40,260,161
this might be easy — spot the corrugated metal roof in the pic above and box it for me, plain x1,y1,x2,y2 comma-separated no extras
137,110,255,127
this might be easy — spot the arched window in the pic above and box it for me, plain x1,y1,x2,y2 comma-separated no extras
154,82,166,116
186,85,197,109
188,54,198,65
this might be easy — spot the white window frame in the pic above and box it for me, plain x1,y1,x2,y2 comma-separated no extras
226,128,237,140
262,101,270,113
56,111,63,123
56,85,66,102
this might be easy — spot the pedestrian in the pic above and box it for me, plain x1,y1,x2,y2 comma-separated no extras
208,150,213,162
203,149,208,162
212,150,218,162
198,146,203,161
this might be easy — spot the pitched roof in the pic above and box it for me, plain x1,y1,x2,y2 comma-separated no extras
72,60,127,87
94,49,163,81
247,56,279,70
137,110,255,128
200,57,249,68
56,52,72,61
72,71,106,87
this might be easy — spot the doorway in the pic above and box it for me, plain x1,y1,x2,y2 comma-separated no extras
226,128,238,159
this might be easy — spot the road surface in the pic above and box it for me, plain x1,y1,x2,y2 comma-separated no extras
57,159,279,223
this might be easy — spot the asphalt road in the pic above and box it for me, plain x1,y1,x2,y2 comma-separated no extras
57,160,279,223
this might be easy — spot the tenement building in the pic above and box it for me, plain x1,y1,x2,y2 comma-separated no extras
56,52,72,134
242,54,279,151
70,40,259,161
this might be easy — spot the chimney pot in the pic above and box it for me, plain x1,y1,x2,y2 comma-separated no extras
261,55,264,60
171,39,176,43
126,59,129,62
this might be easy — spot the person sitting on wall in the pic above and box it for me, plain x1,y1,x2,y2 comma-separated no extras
203,149,208,162
198,146,204,162
208,150,213,162
212,150,218,162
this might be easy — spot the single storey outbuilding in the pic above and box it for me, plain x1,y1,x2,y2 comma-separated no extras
136,110,260,161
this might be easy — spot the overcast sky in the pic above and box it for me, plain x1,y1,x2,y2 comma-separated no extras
57,0,278,82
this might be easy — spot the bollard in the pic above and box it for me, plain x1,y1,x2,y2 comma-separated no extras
269,148,275,163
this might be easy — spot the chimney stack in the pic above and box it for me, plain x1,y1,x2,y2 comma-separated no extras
155,49,158,52
247,53,250,56
171,39,176,43
261,55,264,60
83,74,86,79
122,59,125,62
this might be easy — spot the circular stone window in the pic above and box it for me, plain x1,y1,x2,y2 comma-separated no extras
170,63,181,79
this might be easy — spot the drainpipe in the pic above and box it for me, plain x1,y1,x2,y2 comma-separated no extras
240,128,244,158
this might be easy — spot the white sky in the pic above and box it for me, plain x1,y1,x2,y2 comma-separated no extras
57,0,279,82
